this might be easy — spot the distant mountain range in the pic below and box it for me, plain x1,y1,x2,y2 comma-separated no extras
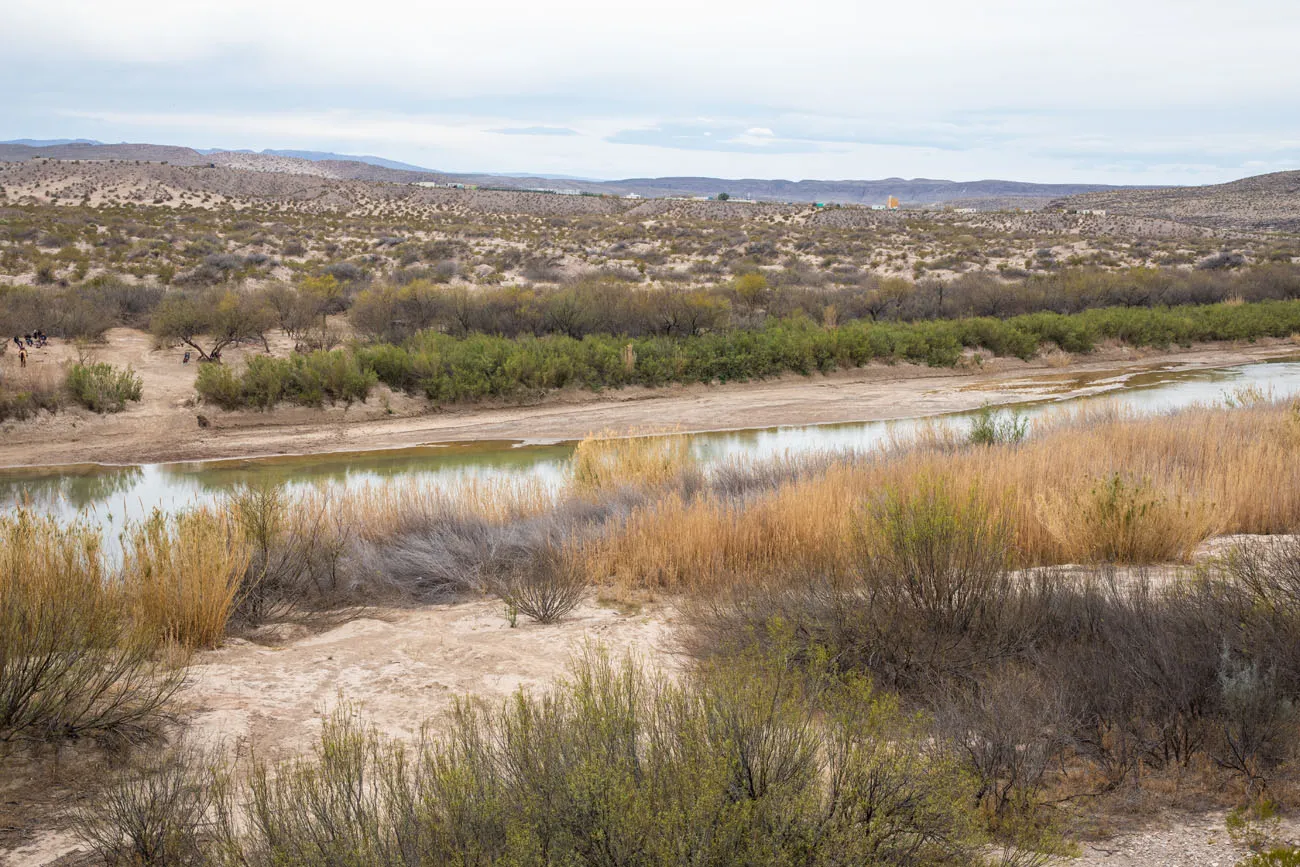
0,138,1169,206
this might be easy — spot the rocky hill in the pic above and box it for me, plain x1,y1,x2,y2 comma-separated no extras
1052,171,1300,232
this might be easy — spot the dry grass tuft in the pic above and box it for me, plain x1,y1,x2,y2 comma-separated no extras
0,512,182,750
123,509,250,650
570,429,698,494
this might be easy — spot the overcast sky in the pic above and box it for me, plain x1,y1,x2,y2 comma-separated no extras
4,0,1299,184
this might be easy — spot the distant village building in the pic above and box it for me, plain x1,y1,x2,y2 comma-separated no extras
870,204,887,211
954,207,978,214
887,196,900,210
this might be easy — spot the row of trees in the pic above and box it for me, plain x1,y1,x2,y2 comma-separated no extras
345,264,1300,344
8,262,1297,362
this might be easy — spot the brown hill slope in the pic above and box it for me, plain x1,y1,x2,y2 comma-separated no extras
1052,170,1300,232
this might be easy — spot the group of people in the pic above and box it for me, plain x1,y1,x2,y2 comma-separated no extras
13,331,47,349
12,331,47,368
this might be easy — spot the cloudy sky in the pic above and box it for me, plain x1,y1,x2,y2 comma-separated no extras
4,0,1299,184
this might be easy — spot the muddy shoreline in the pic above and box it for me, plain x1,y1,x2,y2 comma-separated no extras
1,334,1296,470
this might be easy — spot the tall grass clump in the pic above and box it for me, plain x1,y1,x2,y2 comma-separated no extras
65,361,143,413
1038,471,1220,563
0,512,182,751
569,428,699,494
123,509,250,650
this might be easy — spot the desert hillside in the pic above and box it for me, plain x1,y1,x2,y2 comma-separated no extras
1053,170,1300,232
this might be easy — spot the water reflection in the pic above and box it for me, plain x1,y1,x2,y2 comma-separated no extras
3,358,1300,535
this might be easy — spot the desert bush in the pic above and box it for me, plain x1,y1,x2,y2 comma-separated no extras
181,652,980,866
0,512,182,751
1239,848,1300,867
855,476,1013,632
193,362,242,409
968,405,1029,446
151,288,274,361
1214,654,1297,793
65,361,143,413
122,509,250,649
196,351,375,410
72,742,217,866
199,298,1300,410
487,543,587,624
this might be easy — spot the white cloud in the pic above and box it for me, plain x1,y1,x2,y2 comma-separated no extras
5,0,1300,182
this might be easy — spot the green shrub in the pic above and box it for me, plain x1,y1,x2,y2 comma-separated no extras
196,299,1300,410
194,362,243,410
1240,848,1300,867
968,405,1029,446
65,361,143,413
198,651,980,866
196,351,375,410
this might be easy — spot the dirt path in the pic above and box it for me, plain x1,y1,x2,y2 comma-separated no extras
184,598,680,755
0,330,1296,469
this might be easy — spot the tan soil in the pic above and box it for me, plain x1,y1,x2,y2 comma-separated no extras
1,330,1296,469
1,598,677,867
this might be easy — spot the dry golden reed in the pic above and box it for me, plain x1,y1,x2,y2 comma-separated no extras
579,401,1300,592
569,428,698,494
123,508,251,649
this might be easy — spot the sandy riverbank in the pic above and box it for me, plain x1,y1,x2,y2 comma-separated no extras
0,329,1295,468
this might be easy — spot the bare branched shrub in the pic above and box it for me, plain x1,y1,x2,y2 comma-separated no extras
72,742,217,866
488,543,587,624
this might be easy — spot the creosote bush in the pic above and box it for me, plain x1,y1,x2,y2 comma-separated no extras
83,651,984,866
65,361,143,413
